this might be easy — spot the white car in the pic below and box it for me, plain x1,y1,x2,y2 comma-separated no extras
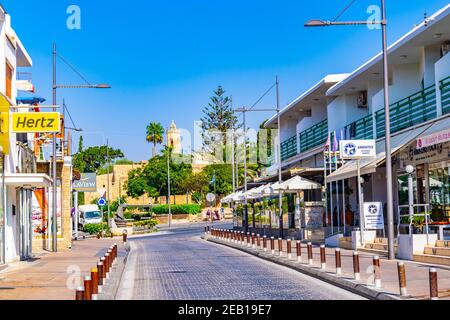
78,204,103,229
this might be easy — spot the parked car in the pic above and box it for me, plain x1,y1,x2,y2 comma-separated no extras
78,204,103,229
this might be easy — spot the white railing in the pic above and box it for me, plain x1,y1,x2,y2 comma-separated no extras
397,204,431,241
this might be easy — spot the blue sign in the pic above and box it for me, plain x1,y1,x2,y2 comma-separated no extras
97,198,106,207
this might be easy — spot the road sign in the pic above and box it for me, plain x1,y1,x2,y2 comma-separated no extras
73,173,97,192
97,198,106,207
339,140,376,159
11,112,60,133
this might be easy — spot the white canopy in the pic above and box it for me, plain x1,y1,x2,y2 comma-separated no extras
262,182,281,195
278,175,322,192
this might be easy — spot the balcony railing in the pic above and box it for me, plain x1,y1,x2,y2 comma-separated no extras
375,84,437,138
343,114,373,140
280,135,298,161
299,119,328,153
440,76,450,115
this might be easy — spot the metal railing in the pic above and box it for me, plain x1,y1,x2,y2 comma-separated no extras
397,204,431,244
299,119,328,153
375,85,437,138
280,135,298,160
343,114,373,140
440,76,450,115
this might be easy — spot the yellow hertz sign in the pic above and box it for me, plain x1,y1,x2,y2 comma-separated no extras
12,112,61,133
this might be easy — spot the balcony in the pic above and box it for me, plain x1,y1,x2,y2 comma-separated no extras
280,135,298,161
299,119,328,153
440,76,450,115
343,114,373,140
375,84,437,139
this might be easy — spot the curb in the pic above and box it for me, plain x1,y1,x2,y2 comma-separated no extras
203,236,415,301
98,243,130,300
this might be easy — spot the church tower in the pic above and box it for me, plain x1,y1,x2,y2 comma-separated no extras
167,120,181,154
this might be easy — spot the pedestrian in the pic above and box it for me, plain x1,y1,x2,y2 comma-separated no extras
220,207,225,220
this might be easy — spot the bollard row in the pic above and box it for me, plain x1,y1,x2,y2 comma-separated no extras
75,243,118,300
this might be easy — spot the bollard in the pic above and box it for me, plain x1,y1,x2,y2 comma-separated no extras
270,237,275,255
207,226,210,233
263,236,267,252
83,276,92,300
251,233,256,249
296,241,302,262
241,231,245,245
397,262,407,296
105,254,111,278
320,245,326,270
75,286,84,300
373,256,381,288
91,268,99,300
278,238,283,256
335,248,342,275
353,251,360,280
287,239,292,259
97,262,104,293
108,249,114,266
246,232,250,247
429,268,438,300
100,257,107,283
122,230,128,243
256,234,261,249
307,242,313,265
233,231,237,243
204,226,207,234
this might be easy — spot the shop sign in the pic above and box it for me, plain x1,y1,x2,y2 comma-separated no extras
339,140,376,159
12,112,60,133
363,202,384,230
416,128,450,149
402,141,450,166
73,173,97,192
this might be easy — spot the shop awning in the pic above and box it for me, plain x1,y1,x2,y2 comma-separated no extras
326,116,450,183
2,173,53,187
16,90,46,105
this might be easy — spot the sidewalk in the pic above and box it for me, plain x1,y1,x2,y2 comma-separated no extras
205,233,450,300
0,238,126,300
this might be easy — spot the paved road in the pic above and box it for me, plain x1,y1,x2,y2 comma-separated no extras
117,222,365,300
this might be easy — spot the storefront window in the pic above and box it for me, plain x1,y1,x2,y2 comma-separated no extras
429,161,450,222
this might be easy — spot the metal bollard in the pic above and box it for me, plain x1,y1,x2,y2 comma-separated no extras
97,262,104,293
105,254,111,278
278,238,283,256
100,257,107,283
91,268,99,300
263,236,267,252
246,232,250,247
296,241,302,262
251,233,256,249
122,230,128,243
75,286,84,300
307,242,313,265
320,245,326,269
287,239,292,259
397,262,407,296
353,251,360,280
335,248,342,275
270,237,275,255
204,226,207,234
429,268,438,300
83,276,92,300
373,256,381,288
241,231,245,245
256,234,261,249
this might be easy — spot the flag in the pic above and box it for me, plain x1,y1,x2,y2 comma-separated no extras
332,131,338,152
209,175,216,185
324,131,331,151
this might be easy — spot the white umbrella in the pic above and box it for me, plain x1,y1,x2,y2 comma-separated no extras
279,175,321,192
232,191,246,202
249,184,269,198
262,182,281,196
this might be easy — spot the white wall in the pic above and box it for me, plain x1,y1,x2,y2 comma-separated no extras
423,44,442,87
4,186,18,262
327,94,368,133
296,104,327,134
280,118,297,142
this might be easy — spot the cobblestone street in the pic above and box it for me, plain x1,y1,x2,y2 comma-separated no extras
117,223,364,300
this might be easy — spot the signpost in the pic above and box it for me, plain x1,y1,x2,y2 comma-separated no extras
98,198,106,223
206,193,215,225
339,140,376,245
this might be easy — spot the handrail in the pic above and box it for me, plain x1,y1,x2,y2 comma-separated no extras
343,114,373,140
440,76,450,115
397,204,431,244
299,119,328,153
280,135,298,160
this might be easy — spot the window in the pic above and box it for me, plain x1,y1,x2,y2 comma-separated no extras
5,62,13,99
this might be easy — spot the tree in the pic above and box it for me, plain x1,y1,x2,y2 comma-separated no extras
202,164,243,196
73,146,124,173
257,119,273,175
146,122,165,158
78,136,84,153
200,86,240,152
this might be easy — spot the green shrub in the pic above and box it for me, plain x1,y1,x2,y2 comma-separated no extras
83,223,110,235
133,219,158,229
151,204,201,215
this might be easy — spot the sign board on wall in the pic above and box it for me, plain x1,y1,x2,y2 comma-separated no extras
73,173,97,192
339,140,376,159
416,128,450,149
12,112,60,133
363,202,384,230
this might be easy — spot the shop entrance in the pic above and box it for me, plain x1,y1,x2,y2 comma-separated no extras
17,189,33,260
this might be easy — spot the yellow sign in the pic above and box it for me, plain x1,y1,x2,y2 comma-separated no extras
0,94,10,155
12,112,60,133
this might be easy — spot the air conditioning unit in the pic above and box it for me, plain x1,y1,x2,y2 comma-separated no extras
357,91,368,108
441,42,450,57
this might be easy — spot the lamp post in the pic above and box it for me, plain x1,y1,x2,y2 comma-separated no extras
52,43,110,251
304,0,395,259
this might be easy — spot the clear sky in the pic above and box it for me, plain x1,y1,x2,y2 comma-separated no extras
3,0,449,161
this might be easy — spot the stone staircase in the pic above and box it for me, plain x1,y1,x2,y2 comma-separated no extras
414,240,450,266
358,238,398,256
339,237,353,250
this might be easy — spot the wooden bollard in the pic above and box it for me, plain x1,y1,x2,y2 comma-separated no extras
83,276,92,300
104,254,111,278
241,231,245,245
353,251,360,280
91,268,99,300
75,286,84,300
287,239,292,259
256,234,261,249
429,268,438,300
278,238,283,256
335,248,342,275
307,242,313,265
122,230,127,243
320,245,326,269
296,241,302,262
100,257,107,283
397,262,407,296
246,232,250,247
251,233,255,249
263,236,267,252
270,237,275,255
373,256,381,288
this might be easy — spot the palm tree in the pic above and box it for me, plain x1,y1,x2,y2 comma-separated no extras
146,122,165,158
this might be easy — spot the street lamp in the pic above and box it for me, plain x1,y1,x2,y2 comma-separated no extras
52,43,111,252
305,0,395,260
234,77,284,238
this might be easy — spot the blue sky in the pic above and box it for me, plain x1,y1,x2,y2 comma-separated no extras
3,0,449,161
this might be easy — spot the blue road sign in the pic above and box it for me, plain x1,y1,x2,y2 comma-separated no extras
97,198,106,207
